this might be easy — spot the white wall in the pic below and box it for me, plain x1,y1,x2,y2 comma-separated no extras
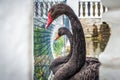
0,0,33,80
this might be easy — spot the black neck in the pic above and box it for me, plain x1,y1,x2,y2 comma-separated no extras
51,4,86,80
65,30,73,55
65,7,86,65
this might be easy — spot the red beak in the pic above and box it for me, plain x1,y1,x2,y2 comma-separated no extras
55,34,60,41
45,12,53,29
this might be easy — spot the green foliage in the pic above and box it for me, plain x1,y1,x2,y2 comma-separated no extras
53,37,64,55
34,26,52,80
34,27,51,56
34,26,64,80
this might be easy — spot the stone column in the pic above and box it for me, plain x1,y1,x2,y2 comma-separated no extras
78,2,81,17
85,2,88,17
90,2,93,17
92,2,95,16
100,0,120,80
80,2,83,17
100,2,103,18
95,2,98,17
98,2,101,17
82,2,85,17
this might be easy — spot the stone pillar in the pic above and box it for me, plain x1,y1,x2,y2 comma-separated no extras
95,2,98,17
90,2,93,17
98,2,101,16
100,2,103,18
78,2,80,17
100,0,120,80
92,2,95,16
82,2,85,17
85,2,88,17
80,2,83,17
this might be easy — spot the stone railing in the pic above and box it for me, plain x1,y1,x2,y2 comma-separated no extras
78,0,108,18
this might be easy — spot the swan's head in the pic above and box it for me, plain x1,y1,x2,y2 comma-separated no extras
45,3,68,28
55,27,68,41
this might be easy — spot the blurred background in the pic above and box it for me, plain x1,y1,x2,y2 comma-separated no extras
0,0,32,80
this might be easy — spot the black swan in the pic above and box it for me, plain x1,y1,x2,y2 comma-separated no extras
51,27,100,78
45,3,100,80
50,27,73,74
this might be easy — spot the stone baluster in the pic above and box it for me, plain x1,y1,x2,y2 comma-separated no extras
82,2,85,17
90,2,93,17
78,2,80,17
87,2,90,17
98,2,101,16
85,2,88,17
100,2,103,18
95,2,98,17
92,2,95,16
80,2,83,17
